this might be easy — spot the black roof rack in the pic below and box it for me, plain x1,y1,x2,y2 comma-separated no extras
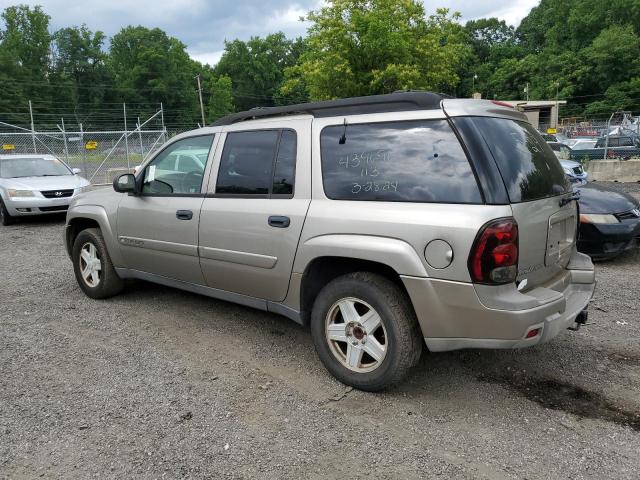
210,91,451,126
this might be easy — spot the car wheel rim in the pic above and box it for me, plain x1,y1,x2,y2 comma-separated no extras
325,297,387,373
79,242,102,287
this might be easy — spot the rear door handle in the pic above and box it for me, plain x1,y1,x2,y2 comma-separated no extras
176,209,193,220
268,215,290,228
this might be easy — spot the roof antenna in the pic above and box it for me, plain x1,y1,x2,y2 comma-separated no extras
339,118,348,144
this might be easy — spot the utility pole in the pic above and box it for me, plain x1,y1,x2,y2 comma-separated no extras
524,82,529,102
137,117,144,156
160,102,165,131
123,103,130,169
554,81,560,130
60,118,69,162
28,100,37,153
80,123,87,177
196,74,206,127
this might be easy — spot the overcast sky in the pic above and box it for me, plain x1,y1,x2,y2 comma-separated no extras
0,0,539,66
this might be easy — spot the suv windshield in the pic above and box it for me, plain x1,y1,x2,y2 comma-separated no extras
0,157,71,178
463,117,569,203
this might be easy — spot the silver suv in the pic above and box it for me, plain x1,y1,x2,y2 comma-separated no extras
64,93,595,391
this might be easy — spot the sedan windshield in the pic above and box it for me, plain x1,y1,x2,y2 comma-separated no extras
0,157,72,178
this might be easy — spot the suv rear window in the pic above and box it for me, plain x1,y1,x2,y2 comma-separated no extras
320,120,482,203
466,117,569,203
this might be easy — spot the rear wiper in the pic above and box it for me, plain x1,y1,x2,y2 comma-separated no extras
559,191,580,207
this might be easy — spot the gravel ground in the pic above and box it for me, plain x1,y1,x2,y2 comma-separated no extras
1,187,640,479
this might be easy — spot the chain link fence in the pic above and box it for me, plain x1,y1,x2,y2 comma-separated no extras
557,112,640,161
0,107,169,185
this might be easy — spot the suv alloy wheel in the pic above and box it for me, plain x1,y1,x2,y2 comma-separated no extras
72,228,124,299
311,272,422,391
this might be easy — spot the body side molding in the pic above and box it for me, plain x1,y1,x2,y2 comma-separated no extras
114,268,302,324
198,245,278,269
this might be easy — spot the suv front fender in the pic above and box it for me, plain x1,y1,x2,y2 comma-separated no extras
293,234,428,277
65,205,123,267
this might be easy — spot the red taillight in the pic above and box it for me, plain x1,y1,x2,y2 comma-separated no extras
468,218,519,284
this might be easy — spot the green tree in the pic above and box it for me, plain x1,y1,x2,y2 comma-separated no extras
109,26,200,128
50,25,113,117
0,5,51,122
458,18,521,97
214,33,305,111
583,78,640,116
207,75,234,121
581,25,640,93
282,1,467,100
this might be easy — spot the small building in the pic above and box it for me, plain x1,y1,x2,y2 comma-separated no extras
498,100,567,131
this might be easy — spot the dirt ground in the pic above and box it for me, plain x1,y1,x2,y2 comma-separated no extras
1,187,639,479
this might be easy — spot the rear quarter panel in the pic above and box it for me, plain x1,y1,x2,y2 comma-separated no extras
296,201,513,281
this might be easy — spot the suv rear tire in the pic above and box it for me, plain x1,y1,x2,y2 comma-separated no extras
0,199,15,226
310,272,422,391
72,228,124,299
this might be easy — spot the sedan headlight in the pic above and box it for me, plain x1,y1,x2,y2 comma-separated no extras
7,189,36,198
580,213,619,224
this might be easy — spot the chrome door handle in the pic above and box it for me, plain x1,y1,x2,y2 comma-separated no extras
268,216,290,228
176,210,193,220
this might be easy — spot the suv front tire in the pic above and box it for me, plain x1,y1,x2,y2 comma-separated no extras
310,272,422,391
72,228,124,299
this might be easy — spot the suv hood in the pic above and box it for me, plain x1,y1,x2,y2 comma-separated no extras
69,184,121,208
576,182,640,214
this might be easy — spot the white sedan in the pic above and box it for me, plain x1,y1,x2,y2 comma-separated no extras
0,154,91,225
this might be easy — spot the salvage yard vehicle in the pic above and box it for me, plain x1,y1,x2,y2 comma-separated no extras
64,92,596,391
560,160,588,182
574,180,640,260
563,138,596,150
0,154,91,226
571,135,640,160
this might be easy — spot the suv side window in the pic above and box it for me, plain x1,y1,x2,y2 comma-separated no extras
142,135,214,195
272,130,296,195
619,137,633,147
320,120,482,203
176,155,202,173
215,129,296,197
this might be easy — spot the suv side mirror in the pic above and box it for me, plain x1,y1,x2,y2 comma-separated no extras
113,173,137,194
72,167,82,175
